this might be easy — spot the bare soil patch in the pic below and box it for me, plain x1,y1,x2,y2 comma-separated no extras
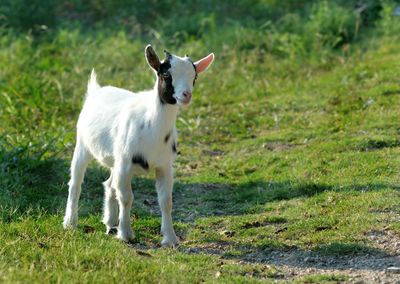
181,230,400,283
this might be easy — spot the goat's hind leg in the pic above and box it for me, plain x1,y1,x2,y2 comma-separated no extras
63,140,92,229
102,171,119,234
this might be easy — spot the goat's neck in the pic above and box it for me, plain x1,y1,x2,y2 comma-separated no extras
150,80,179,131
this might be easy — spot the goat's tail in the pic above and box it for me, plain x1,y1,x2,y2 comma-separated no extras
87,69,100,96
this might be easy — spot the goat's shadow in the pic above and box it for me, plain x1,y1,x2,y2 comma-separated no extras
1,156,399,273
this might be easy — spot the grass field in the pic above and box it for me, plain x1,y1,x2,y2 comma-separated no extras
1,1,400,283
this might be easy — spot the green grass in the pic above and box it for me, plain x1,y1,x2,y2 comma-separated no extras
1,0,400,283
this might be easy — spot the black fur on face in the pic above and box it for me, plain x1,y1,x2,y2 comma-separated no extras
164,50,172,60
157,60,176,105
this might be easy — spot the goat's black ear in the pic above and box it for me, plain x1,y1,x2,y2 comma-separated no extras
145,45,161,71
164,49,172,60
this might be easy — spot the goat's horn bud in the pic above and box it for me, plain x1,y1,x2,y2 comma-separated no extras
164,49,172,59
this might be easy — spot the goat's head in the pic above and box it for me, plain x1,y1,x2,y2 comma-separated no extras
145,45,214,106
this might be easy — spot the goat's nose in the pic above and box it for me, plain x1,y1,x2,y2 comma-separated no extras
183,91,192,98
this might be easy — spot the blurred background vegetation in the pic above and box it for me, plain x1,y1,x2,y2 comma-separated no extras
1,0,400,139
0,0,396,47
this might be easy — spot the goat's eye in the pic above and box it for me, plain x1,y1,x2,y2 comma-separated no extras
163,73,171,79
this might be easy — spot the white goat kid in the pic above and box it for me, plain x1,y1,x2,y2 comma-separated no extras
63,45,214,246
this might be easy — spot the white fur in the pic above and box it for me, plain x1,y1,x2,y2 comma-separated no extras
63,46,214,247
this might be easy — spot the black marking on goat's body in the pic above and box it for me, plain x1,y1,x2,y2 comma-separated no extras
157,60,176,105
132,154,149,170
172,141,177,153
140,122,145,130
164,131,172,143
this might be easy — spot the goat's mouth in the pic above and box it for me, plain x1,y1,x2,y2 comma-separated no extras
175,96,192,106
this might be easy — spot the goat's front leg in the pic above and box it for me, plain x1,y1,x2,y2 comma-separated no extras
156,166,179,247
112,160,134,242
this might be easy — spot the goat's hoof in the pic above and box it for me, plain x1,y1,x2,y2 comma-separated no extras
117,230,135,243
161,237,180,248
63,223,77,230
106,227,118,235
63,217,78,229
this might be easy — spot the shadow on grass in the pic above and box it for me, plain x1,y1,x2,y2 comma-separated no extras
1,150,397,221
0,148,69,222
169,180,399,220
1,154,396,221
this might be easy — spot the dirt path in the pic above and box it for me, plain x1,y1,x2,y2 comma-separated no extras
182,230,400,283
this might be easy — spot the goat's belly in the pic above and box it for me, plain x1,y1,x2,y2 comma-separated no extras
97,156,114,168
132,164,150,176
131,151,173,175
93,153,151,174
